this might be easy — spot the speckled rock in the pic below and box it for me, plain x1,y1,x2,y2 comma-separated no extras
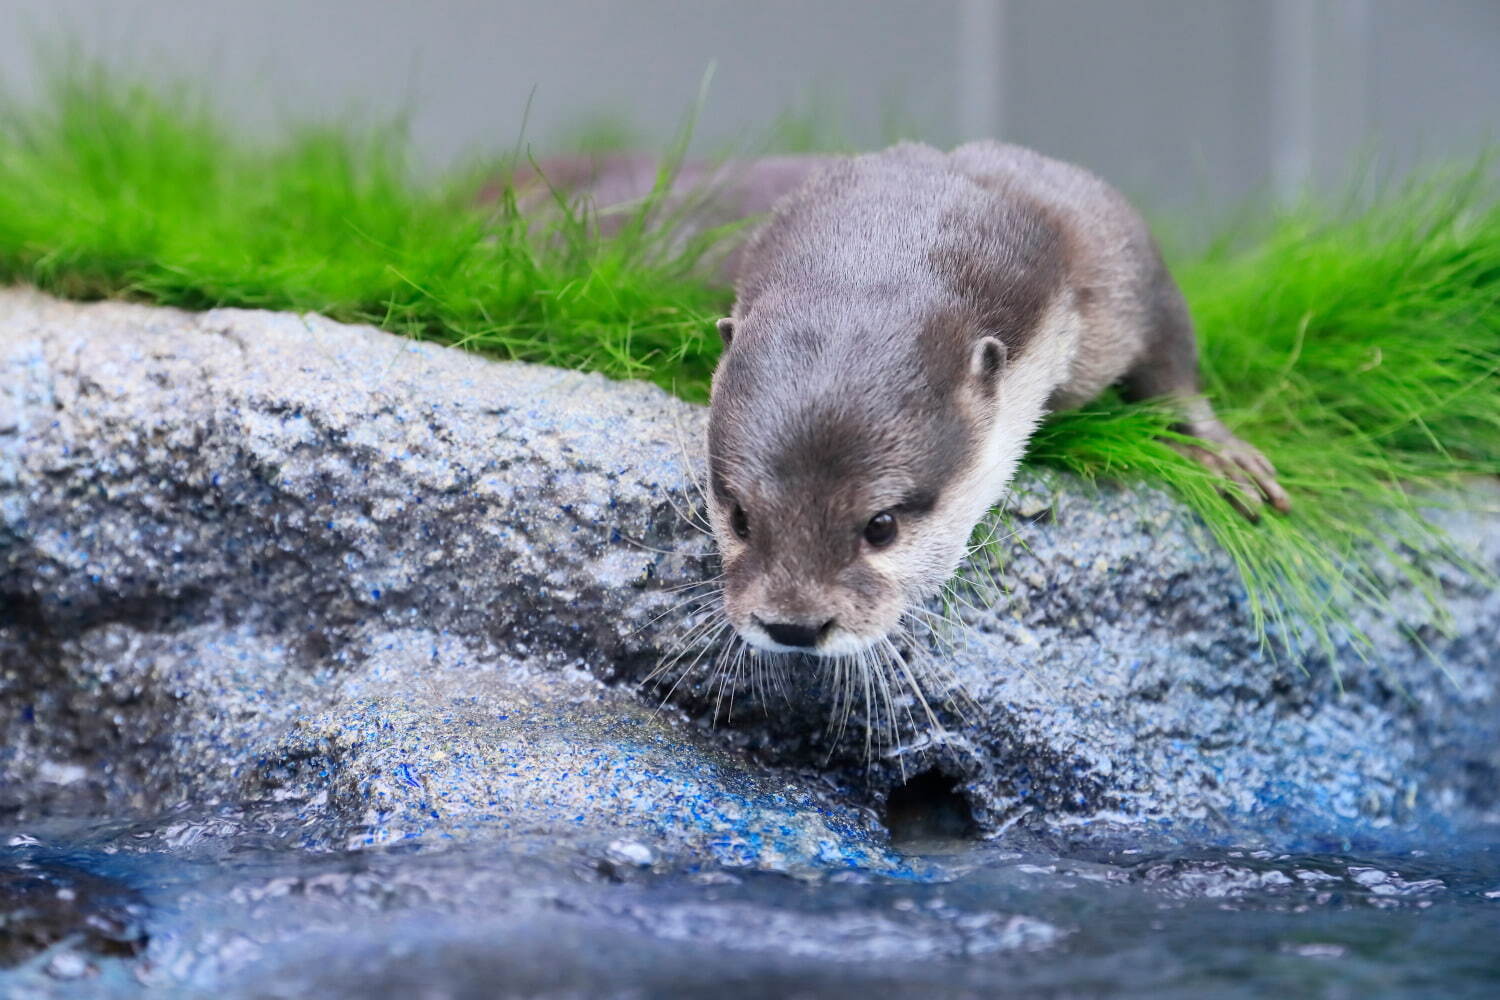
0,289,893,869
259,630,896,869
1,288,1496,857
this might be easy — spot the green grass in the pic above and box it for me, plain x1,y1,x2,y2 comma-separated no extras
1030,171,1500,658
0,69,731,395
2,71,1496,662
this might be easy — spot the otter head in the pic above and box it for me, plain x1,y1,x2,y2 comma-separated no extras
705,301,1011,656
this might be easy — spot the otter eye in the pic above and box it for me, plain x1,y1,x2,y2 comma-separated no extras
863,510,898,548
731,504,750,541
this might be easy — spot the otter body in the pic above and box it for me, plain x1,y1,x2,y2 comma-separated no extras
522,141,1286,656
704,141,1286,656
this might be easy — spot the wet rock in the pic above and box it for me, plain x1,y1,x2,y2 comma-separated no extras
0,859,148,968
1,288,1496,855
256,634,896,869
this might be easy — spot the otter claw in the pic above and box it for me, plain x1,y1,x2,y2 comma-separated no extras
1177,423,1291,520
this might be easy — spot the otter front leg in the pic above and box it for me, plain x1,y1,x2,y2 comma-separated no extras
1121,271,1291,517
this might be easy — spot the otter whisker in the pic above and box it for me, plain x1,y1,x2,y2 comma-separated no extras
840,654,860,745
633,585,724,636
957,507,1021,611
823,653,856,762
663,607,729,666
747,643,772,711
865,646,894,765
904,604,961,658
644,608,728,687
965,504,1021,557
727,638,756,722
898,614,980,727
616,531,709,558
859,646,879,767
903,604,967,668
630,586,724,639
708,633,740,724
738,643,774,717
890,614,977,733
672,623,731,711
886,640,923,729
873,644,903,740
937,579,1047,695
881,659,912,782
768,651,793,706
711,631,756,725
668,403,711,509
880,634,942,740
660,572,725,595
940,577,997,620
868,645,905,767
957,558,1010,605
661,488,712,537
648,597,725,654
655,617,732,710
745,645,762,707
964,531,1020,563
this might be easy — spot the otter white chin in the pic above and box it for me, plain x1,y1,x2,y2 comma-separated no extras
699,141,1289,657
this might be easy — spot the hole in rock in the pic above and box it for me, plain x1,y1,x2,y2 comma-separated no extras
884,769,976,846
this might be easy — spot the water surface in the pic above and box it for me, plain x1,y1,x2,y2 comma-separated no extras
2,812,1496,998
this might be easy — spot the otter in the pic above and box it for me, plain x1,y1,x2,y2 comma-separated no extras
520,142,1287,658
703,142,1287,656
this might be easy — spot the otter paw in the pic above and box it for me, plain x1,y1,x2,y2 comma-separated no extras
1176,424,1291,520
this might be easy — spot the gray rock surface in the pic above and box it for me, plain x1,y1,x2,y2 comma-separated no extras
2,288,1496,858
0,288,896,870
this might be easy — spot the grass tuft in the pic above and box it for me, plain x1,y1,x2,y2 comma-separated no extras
0,66,728,398
1032,168,1500,658
1,70,1496,661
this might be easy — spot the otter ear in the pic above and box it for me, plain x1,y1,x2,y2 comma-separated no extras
716,317,735,346
971,336,1007,392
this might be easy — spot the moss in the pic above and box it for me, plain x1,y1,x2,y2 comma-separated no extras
1,69,1495,660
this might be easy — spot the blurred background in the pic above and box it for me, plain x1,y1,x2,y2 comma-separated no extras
2,0,1497,215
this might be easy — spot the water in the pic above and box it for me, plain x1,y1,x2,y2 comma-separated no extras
2,813,1496,998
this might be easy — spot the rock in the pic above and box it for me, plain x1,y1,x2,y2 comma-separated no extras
1,288,1496,856
0,859,148,968
0,289,893,870
258,638,897,869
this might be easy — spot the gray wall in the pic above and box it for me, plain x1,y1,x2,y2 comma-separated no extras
2,0,1497,212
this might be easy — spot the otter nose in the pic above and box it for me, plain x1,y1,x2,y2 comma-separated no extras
760,618,835,649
